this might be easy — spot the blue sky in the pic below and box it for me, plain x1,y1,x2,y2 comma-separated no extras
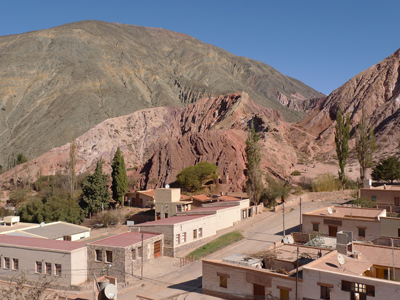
1,1,399,95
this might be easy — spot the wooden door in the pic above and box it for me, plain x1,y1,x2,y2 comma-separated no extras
154,240,161,258
394,197,400,206
329,225,338,237
253,284,265,300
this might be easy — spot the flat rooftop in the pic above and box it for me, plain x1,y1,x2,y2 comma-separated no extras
0,235,85,252
135,214,211,226
303,206,385,220
190,205,235,212
22,222,90,239
275,244,331,262
306,243,400,276
89,232,161,247
0,222,39,234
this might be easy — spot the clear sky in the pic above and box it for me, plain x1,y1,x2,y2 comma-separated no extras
1,0,399,95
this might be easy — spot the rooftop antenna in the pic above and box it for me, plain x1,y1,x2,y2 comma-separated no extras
327,207,333,215
104,283,117,299
39,222,45,227
165,184,170,189
337,254,346,272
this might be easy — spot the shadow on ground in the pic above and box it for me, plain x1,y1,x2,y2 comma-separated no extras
168,276,202,293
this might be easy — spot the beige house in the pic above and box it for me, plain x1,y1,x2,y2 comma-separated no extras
203,241,400,299
154,188,192,219
360,179,400,210
302,206,386,241
125,189,155,208
0,235,87,287
87,232,163,283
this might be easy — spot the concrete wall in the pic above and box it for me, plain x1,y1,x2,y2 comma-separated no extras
213,206,242,231
202,260,298,300
0,245,87,287
302,266,400,299
54,231,90,241
302,215,381,241
361,188,400,205
380,217,400,238
155,188,180,203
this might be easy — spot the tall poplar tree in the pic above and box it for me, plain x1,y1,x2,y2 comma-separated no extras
245,123,264,205
111,147,128,205
335,106,350,188
355,110,376,180
81,158,110,215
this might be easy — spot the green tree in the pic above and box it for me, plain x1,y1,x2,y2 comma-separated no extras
262,175,291,206
355,110,376,180
111,147,128,205
81,158,110,215
245,123,264,205
176,162,218,192
335,107,350,188
371,156,400,184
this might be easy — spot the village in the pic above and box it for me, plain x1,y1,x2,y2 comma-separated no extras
0,178,399,299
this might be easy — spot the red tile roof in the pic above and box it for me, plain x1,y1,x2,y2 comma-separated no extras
191,206,235,212
0,235,85,252
192,194,212,202
89,232,161,247
137,189,155,197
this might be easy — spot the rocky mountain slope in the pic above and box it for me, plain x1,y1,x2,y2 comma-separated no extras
0,20,323,165
298,48,400,159
0,92,297,192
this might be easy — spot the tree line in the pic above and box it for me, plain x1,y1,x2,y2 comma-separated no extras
15,147,128,224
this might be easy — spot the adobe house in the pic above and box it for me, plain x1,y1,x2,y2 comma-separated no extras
203,240,400,299
87,231,163,284
302,206,386,241
0,235,87,288
125,189,155,208
360,179,400,211
154,188,192,219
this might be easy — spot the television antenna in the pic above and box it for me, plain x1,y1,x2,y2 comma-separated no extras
327,207,333,215
165,184,170,189
288,236,294,244
337,254,346,267
40,222,45,227
283,237,289,244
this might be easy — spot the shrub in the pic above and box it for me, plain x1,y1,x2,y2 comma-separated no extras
351,197,374,208
311,173,341,192
291,170,301,176
176,162,218,192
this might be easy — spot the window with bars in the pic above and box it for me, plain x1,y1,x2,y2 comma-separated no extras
45,263,51,275
176,234,180,245
182,232,186,243
198,228,203,238
4,257,10,269
36,261,42,274
193,229,197,239
106,251,113,263
55,264,62,276
12,258,18,270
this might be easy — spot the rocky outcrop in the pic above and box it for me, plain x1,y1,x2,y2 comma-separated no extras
0,92,297,192
0,21,323,166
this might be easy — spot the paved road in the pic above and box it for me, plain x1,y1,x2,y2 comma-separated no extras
110,199,349,300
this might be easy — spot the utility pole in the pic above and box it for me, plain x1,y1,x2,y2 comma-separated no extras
295,246,299,300
392,238,396,281
141,232,144,280
299,197,302,233
283,202,285,237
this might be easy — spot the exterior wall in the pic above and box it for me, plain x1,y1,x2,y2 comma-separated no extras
380,217,400,238
302,215,381,241
87,234,163,283
173,215,216,256
302,267,400,299
360,188,400,205
213,206,241,231
202,260,298,300
155,188,180,203
136,193,154,208
0,245,87,287
54,231,90,241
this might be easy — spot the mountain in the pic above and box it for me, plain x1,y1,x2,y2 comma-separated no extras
298,48,400,159
0,20,323,166
0,92,297,192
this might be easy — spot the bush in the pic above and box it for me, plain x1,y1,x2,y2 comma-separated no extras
351,197,374,208
291,170,301,176
299,176,312,191
311,173,341,192
176,162,218,192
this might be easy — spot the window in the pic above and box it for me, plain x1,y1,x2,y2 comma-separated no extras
55,264,62,276
12,258,18,270
176,234,180,245
164,213,168,218
279,288,289,300
45,262,52,275
193,229,197,239
398,228,400,238
4,257,10,269
198,228,203,238
36,261,42,274
320,286,330,299
131,249,136,260
182,232,186,243
371,196,376,202
313,223,319,232
138,247,142,258
156,213,161,220
177,205,182,213
95,249,102,261
218,274,229,288
106,251,113,263
358,227,366,239
353,282,366,294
